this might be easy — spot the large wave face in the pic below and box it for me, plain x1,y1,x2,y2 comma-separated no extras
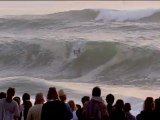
0,41,54,66
1,40,160,86
0,9,160,86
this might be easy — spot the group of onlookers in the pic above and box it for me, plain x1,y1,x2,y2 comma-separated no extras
0,86,160,120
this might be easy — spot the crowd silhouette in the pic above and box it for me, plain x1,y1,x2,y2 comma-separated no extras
0,86,160,120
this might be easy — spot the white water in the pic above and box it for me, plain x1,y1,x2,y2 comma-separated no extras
95,9,159,21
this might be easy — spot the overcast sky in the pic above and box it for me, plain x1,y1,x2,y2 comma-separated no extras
0,1,160,15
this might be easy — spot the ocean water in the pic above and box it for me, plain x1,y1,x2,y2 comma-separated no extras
0,9,160,115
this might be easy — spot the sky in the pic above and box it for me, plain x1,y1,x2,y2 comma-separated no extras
0,1,160,16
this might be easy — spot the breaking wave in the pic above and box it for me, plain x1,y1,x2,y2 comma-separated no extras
0,9,160,31
95,9,160,22
1,40,160,85
0,8,160,85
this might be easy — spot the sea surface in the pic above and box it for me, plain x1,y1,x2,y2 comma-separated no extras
0,9,160,115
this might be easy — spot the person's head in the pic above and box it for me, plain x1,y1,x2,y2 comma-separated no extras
143,97,154,111
68,100,77,112
154,98,160,110
47,87,59,100
76,104,81,110
81,96,90,105
13,96,21,105
6,87,15,102
92,86,101,97
58,89,66,102
124,103,131,112
34,92,45,105
22,93,30,102
115,99,124,110
0,92,6,99
7,87,15,98
106,94,114,105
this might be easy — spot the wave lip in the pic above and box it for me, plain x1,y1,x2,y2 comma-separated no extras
95,9,160,22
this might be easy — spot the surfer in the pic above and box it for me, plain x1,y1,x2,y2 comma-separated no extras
73,49,80,56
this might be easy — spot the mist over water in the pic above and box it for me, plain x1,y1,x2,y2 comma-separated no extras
0,9,160,115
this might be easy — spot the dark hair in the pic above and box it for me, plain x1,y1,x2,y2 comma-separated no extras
115,99,124,110
154,98,160,110
143,97,154,111
22,93,30,102
124,103,131,112
81,96,90,105
106,94,115,104
13,96,21,105
92,86,101,97
0,92,6,99
59,95,66,102
76,104,81,110
7,87,15,97
47,87,58,100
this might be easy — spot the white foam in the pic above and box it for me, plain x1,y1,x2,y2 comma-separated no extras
95,9,159,21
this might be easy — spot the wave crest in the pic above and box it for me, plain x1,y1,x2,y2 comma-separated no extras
1,9,159,31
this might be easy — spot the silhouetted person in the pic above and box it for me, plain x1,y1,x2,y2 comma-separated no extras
13,96,22,120
73,49,81,56
106,93,115,116
81,96,90,106
136,97,154,120
13,96,21,106
83,86,109,120
124,103,136,120
109,99,126,120
0,92,6,99
153,98,160,120
0,87,20,120
76,104,81,111
22,93,32,120
76,96,90,120
41,87,73,120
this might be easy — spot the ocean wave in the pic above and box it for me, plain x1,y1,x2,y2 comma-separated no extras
0,9,159,31
0,9,98,30
1,40,160,85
